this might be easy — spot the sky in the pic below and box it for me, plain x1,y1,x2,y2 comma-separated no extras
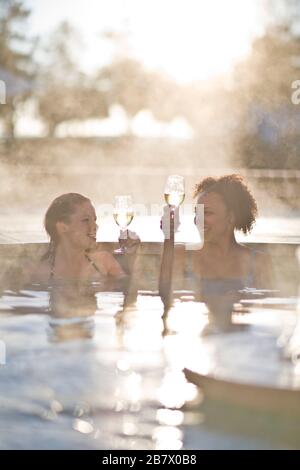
25,0,270,83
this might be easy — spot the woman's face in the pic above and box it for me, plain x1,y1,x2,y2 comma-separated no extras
196,191,234,243
57,201,98,250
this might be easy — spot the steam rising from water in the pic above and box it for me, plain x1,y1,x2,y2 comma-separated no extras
0,137,299,245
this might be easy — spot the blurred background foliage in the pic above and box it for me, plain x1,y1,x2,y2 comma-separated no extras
1,0,300,169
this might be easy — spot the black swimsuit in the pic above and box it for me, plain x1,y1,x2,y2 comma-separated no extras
49,251,102,281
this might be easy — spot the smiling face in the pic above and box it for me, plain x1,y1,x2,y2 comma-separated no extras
196,191,234,243
56,201,98,250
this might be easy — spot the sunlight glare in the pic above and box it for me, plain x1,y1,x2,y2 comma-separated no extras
129,0,265,82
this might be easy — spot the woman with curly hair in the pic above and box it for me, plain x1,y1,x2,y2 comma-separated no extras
160,174,273,329
191,174,273,296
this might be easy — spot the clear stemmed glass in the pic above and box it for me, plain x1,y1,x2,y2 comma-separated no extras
159,175,185,311
164,175,185,208
164,175,185,242
113,195,134,254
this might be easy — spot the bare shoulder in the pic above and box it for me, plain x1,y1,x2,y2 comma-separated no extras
237,244,254,255
242,244,272,265
247,247,273,288
90,249,115,265
254,250,272,265
238,244,271,262
239,245,271,263
90,249,125,277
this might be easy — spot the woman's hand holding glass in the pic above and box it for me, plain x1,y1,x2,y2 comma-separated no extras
113,195,140,254
160,175,185,240
160,205,180,239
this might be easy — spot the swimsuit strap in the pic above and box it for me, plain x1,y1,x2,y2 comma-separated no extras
84,252,102,275
189,249,258,292
49,250,101,281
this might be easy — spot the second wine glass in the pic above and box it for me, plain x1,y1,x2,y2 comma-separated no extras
164,175,185,207
113,195,134,254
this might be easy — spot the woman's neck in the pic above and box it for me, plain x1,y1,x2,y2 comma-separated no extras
203,232,238,258
54,242,85,271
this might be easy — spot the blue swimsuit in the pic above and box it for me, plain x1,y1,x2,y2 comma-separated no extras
191,250,256,298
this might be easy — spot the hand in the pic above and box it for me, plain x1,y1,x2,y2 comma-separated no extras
160,205,180,239
118,230,141,255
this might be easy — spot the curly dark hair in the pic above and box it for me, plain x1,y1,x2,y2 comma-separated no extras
194,174,258,234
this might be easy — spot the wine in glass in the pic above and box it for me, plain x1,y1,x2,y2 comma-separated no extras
164,175,185,208
113,195,134,254
163,175,185,243
159,175,185,308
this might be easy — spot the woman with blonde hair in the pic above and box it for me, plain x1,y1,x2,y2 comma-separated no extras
31,193,138,285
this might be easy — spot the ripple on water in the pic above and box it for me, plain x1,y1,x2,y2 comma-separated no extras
1,288,298,449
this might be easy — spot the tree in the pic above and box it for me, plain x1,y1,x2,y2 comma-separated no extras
234,26,300,108
97,58,150,134
96,29,189,134
37,22,109,136
146,71,183,123
38,85,109,137
0,0,35,138
231,25,300,168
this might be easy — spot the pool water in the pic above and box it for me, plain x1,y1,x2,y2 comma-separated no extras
0,287,299,450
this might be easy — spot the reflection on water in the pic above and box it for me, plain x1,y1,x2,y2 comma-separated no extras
48,283,98,342
0,284,300,449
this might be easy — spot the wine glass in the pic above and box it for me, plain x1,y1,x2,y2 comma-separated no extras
113,195,134,254
164,175,185,208
163,175,185,243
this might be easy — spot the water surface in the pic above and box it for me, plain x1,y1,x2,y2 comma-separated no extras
0,287,299,449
